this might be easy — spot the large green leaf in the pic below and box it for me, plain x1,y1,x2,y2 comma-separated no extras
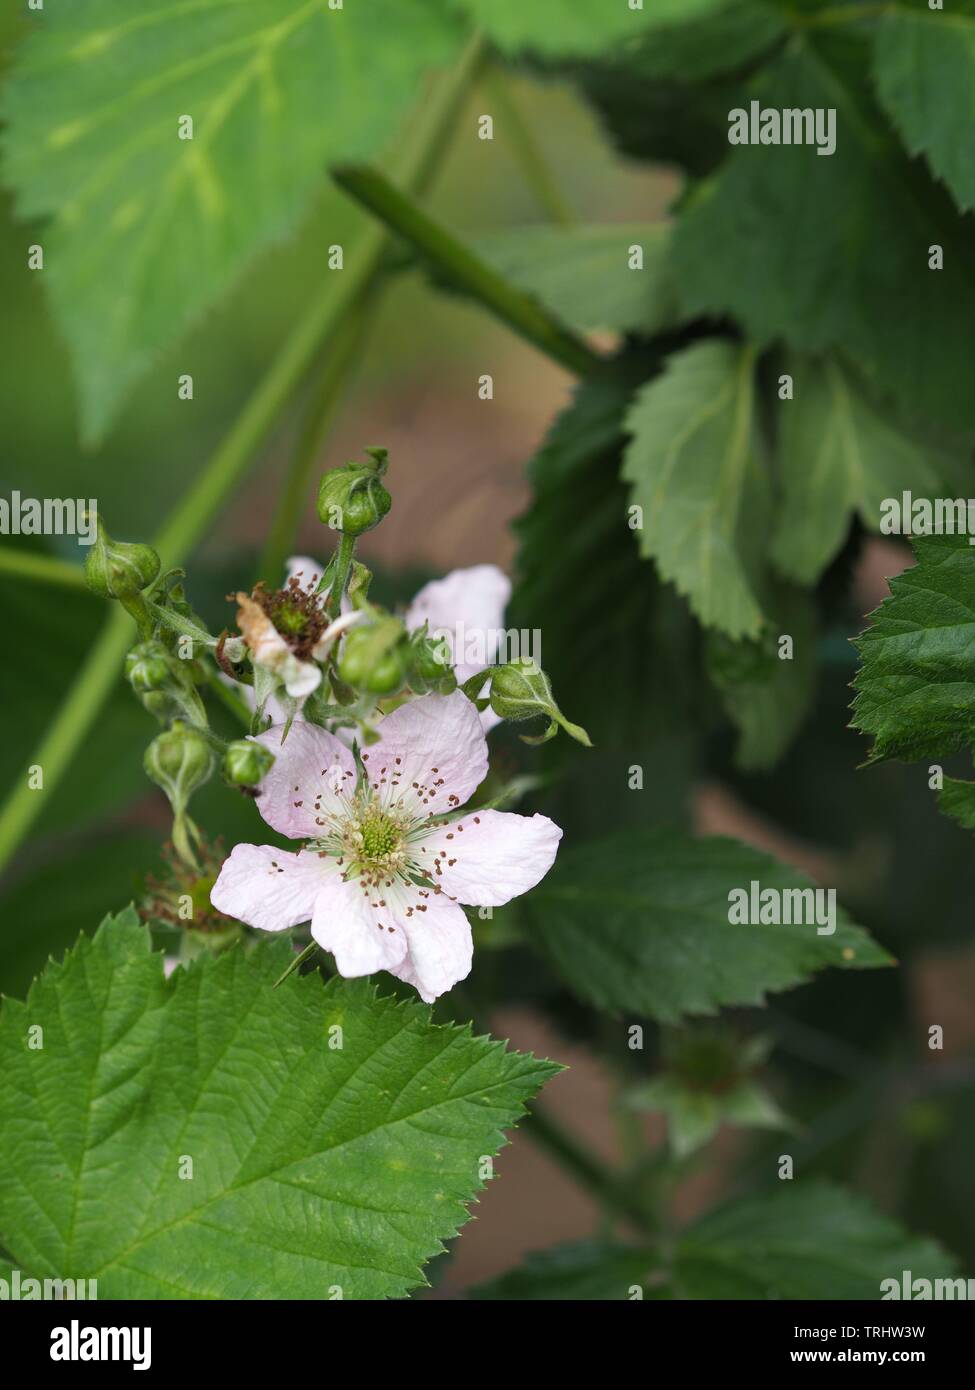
522,829,891,1023
874,5,975,213
852,532,975,763
676,1182,957,1299
1,0,462,442
449,0,721,56
771,356,942,585
622,339,770,640
473,223,678,336
673,33,975,432
0,910,558,1299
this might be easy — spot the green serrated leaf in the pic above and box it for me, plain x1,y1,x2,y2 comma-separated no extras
472,223,678,337
676,1182,958,1299
1,0,463,442
874,5,975,213
0,910,558,1299
673,33,975,432
522,829,891,1023
622,340,770,640
852,532,975,764
771,355,943,585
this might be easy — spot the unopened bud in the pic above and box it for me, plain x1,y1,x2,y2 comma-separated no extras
223,739,275,788
408,633,456,695
85,515,160,599
338,616,408,695
489,659,592,747
144,723,214,811
316,447,392,537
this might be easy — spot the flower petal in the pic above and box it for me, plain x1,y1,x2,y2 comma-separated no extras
285,555,326,591
253,720,356,839
412,809,562,906
386,890,473,1003
406,564,512,682
361,690,488,819
210,843,329,932
309,873,408,976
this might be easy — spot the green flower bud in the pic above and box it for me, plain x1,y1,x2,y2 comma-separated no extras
84,515,160,599
144,723,215,810
316,447,392,537
125,640,172,694
408,633,456,695
338,618,408,695
223,739,275,788
488,659,592,747
125,639,207,727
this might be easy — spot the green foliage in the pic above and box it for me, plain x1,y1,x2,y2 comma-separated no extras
474,1184,955,1300
675,1183,957,1299
449,0,722,57
771,356,943,586
0,0,464,442
522,829,890,1023
0,910,558,1299
874,5,975,214
852,533,975,764
673,32,975,433
622,340,769,640
473,223,677,335
473,1239,656,1299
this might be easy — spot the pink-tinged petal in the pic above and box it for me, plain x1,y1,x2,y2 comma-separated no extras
361,690,488,819
406,564,511,682
210,844,329,932
285,555,326,592
413,809,562,907
309,873,408,977
387,890,473,1003
253,721,356,839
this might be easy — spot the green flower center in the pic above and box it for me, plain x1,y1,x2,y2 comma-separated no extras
359,810,401,861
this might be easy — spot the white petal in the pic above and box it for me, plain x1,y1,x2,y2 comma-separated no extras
210,844,330,932
412,809,562,906
386,889,473,1003
361,690,488,820
253,721,356,840
406,564,511,682
309,874,408,976
285,555,326,593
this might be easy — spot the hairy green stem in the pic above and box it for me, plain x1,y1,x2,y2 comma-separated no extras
332,165,601,377
326,533,356,616
0,34,487,880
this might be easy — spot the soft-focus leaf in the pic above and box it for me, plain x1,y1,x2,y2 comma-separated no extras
771,356,942,585
622,339,770,639
0,910,558,1299
472,1239,656,1299
473,223,678,336
1,0,462,441
522,829,890,1023
874,5,975,213
449,0,721,56
676,1182,957,1299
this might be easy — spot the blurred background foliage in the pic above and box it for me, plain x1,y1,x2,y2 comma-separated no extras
2,1,974,1291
